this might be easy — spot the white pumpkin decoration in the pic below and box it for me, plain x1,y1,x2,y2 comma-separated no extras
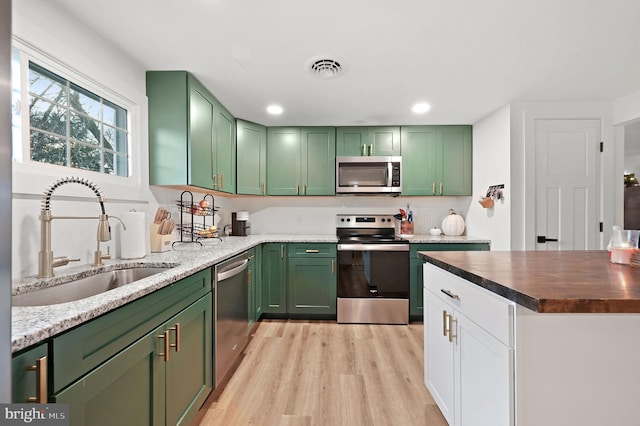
441,209,465,236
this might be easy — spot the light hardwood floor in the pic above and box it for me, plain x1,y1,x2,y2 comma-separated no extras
197,320,447,426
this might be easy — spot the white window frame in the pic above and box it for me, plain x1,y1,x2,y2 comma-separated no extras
11,38,146,201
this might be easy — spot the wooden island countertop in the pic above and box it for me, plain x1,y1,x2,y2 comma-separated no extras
418,250,640,313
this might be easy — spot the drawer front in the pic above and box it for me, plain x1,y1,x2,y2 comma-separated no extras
53,268,211,392
288,243,337,258
410,243,490,258
423,263,513,346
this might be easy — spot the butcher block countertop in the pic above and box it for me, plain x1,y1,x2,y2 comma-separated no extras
418,250,640,313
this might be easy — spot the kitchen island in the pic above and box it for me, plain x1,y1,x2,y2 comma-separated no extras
419,250,640,426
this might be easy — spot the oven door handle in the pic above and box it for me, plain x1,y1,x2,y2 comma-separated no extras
337,243,410,252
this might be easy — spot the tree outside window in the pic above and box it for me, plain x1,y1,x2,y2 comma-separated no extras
28,62,129,177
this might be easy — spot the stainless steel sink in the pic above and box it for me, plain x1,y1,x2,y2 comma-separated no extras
13,267,172,307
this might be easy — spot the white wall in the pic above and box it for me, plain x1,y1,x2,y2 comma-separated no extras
467,105,511,250
11,0,155,277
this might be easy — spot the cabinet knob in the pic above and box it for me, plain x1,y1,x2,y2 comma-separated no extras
26,356,47,403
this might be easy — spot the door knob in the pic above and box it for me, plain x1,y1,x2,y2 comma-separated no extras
537,236,559,243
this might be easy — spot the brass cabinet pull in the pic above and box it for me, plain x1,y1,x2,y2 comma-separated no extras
158,330,170,362
262,182,266,195
169,323,180,353
26,356,47,403
221,174,224,189
432,182,436,195
248,255,255,260
303,184,307,195
448,315,457,343
305,249,320,253
280,244,284,259
442,310,449,337
213,174,218,188
296,184,299,195
369,144,373,156
331,259,335,274
439,182,443,195
361,144,366,156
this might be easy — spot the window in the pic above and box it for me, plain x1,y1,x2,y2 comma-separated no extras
27,62,130,177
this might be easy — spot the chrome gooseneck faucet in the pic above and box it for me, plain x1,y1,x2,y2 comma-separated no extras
38,176,125,278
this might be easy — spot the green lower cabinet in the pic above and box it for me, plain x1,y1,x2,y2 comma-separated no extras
410,243,490,319
55,294,212,426
248,245,263,329
12,343,49,403
287,257,336,315
261,243,287,314
55,325,165,426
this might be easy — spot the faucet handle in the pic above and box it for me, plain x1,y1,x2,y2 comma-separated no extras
52,256,81,268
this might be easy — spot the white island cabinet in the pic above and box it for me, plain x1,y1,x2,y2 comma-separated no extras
424,263,514,426
423,254,640,426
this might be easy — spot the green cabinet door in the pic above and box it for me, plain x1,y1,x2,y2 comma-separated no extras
336,127,369,156
189,82,215,189
266,127,301,195
55,325,166,426
213,102,236,193
300,127,336,195
440,125,472,196
247,246,261,329
370,126,401,156
401,125,472,196
409,243,490,319
287,257,336,315
147,71,236,193
237,120,267,195
261,243,287,313
165,294,212,426
12,343,48,403
401,126,440,196
336,126,400,156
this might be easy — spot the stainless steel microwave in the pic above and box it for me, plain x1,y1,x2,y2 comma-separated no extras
335,156,402,195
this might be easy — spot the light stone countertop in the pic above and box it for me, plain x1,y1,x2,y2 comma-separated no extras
12,234,489,353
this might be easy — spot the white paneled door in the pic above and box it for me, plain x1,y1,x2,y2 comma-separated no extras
534,119,600,250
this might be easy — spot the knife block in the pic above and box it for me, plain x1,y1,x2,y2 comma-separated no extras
150,223,173,252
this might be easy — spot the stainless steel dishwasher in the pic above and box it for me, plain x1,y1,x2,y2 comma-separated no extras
214,251,249,387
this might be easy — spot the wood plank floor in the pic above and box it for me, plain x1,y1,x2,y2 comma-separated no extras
197,320,447,426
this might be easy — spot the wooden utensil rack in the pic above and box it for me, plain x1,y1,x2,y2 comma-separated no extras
174,190,221,246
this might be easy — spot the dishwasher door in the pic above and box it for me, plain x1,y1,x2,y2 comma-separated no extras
214,251,249,387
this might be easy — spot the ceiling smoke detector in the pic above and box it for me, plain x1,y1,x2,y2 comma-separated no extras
308,57,346,79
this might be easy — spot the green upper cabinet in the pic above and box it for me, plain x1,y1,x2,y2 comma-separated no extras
266,127,335,195
237,119,267,195
213,102,236,193
401,125,472,196
336,126,400,156
266,127,300,195
301,127,336,195
146,71,235,193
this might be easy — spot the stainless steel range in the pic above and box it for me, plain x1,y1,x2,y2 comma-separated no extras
336,214,410,324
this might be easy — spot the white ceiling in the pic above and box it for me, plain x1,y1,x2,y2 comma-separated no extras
54,0,640,127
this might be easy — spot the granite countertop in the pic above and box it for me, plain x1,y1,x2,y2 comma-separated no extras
404,235,491,244
419,250,640,314
12,234,489,353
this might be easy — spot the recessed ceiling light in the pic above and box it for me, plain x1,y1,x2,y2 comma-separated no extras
267,105,283,115
412,102,431,114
